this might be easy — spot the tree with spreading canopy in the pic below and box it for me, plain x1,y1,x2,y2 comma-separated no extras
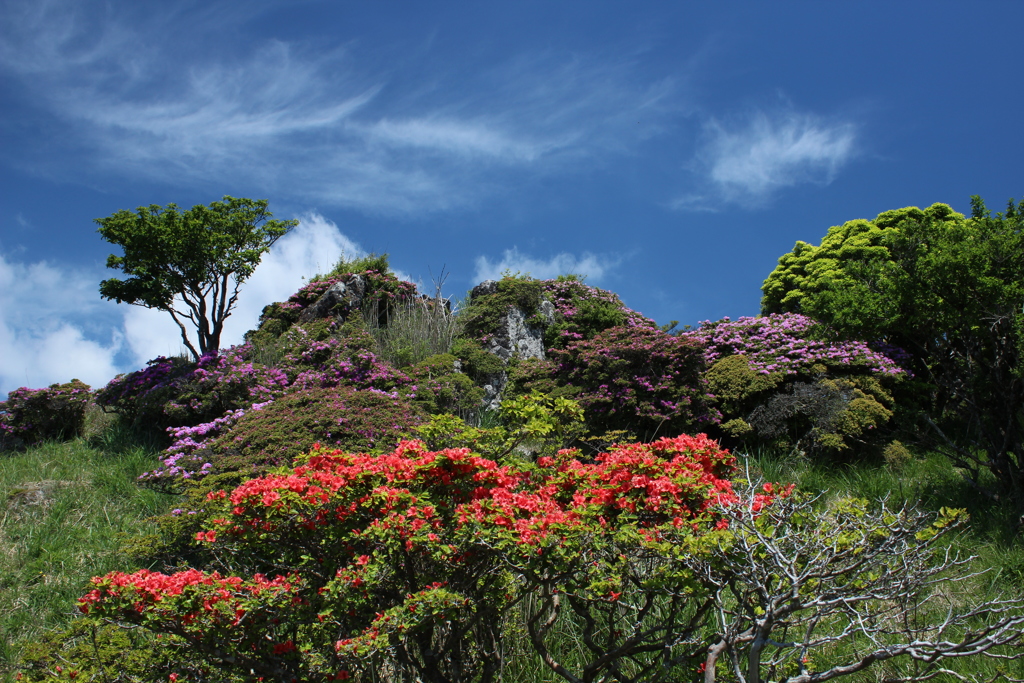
97,196,297,360
761,196,1024,506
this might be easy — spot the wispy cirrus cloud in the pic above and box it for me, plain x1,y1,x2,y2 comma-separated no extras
473,247,620,284
675,107,857,210
0,0,680,216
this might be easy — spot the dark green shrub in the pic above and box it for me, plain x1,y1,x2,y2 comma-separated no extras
405,353,484,416
745,378,893,454
195,386,426,479
17,617,208,683
0,380,92,447
451,337,505,384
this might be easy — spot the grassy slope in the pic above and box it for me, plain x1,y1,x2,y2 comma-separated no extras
3,426,1024,681
0,425,177,680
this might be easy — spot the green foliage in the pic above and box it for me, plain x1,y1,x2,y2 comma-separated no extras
458,274,547,342
321,252,392,280
761,196,1024,503
17,618,189,683
193,386,426,479
97,196,297,359
404,353,484,417
414,392,584,459
0,380,92,448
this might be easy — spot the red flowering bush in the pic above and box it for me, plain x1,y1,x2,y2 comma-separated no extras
0,379,92,447
79,434,746,682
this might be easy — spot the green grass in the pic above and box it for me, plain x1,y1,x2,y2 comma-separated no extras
736,445,1024,588
0,425,178,679
4,425,1024,682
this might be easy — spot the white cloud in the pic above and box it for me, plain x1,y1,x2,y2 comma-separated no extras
0,252,121,395
0,214,367,395
0,0,681,215
676,108,856,209
473,247,619,284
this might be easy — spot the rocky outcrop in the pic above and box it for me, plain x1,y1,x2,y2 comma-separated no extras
299,275,367,322
470,280,555,410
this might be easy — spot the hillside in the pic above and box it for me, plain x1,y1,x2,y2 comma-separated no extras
3,238,1024,682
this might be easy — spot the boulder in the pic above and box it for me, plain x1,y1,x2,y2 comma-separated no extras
299,275,367,322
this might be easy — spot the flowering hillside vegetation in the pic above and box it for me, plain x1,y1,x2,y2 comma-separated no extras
4,215,1024,683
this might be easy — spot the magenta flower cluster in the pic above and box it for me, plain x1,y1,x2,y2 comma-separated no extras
542,279,654,328
0,380,92,445
139,401,275,486
549,325,717,430
684,313,907,377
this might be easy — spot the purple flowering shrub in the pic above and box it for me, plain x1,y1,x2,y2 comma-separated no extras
162,347,290,426
272,318,415,394
140,388,425,491
95,348,291,433
541,325,716,438
94,356,195,430
0,379,92,447
685,313,906,378
685,313,907,454
541,276,655,348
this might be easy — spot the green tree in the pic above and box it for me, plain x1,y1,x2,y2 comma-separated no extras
97,196,297,359
761,197,1024,505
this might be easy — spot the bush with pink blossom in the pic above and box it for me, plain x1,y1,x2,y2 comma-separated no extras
0,379,92,447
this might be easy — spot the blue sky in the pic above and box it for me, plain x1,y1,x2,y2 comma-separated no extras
1,0,1022,395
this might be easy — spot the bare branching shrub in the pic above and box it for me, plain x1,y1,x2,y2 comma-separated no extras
693,486,1024,683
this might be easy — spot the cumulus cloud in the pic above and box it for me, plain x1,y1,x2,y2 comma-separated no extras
0,0,680,215
0,214,367,395
676,108,856,209
0,252,121,395
473,247,619,284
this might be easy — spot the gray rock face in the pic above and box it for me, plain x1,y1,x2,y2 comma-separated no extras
299,275,367,322
485,307,546,362
469,281,552,410
470,280,499,299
